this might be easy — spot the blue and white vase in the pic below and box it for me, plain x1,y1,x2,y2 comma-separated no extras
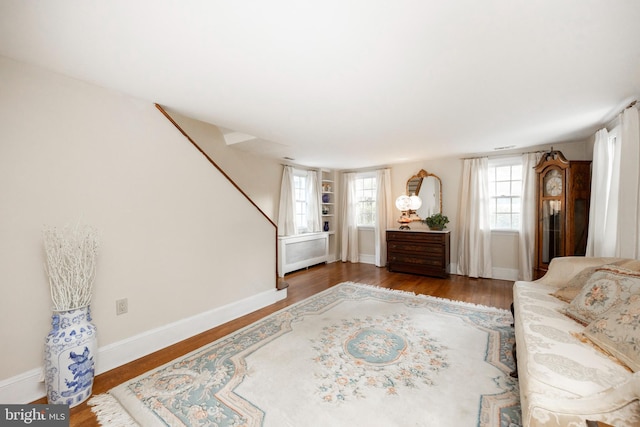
44,306,97,407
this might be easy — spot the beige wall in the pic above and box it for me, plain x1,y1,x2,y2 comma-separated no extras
0,57,279,382
0,54,596,396
327,142,591,277
388,157,463,269
163,110,283,221
385,140,592,278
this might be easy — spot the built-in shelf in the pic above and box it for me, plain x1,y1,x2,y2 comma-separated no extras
321,171,337,259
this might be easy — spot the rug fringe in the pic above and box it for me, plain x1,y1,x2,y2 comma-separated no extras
88,393,140,426
342,282,511,314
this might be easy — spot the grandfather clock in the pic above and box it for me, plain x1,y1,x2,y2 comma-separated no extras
534,149,591,279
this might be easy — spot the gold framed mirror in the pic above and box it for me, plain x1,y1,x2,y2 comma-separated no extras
406,169,442,220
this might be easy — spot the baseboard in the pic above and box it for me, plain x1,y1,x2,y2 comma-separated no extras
0,287,287,404
492,267,518,281
358,254,375,265
448,262,517,281
0,368,43,406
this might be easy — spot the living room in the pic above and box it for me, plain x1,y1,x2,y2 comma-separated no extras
1,2,639,425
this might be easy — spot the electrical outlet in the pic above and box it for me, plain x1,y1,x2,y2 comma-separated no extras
116,298,128,315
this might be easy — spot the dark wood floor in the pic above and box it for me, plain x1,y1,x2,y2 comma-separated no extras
35,262,515,426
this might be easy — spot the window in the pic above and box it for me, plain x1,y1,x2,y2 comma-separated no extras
488,158,522,230
355,173,377,226
293,172,309,233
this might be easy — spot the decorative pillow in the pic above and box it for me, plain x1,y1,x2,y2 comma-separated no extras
564,266,640,325
550,260,634,302
551,266,602,302
583,294,640,372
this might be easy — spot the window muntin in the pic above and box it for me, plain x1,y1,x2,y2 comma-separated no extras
355,174,376,227
293,173,309,233
489,159,522,230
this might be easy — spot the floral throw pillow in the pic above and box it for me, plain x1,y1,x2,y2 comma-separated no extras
551,266,602,303
564,266,640,325
550,260,632,303
584,294,640,372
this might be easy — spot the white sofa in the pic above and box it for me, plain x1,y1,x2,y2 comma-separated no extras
513,256,640,427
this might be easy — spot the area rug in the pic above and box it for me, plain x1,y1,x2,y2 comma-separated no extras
89,282,521,426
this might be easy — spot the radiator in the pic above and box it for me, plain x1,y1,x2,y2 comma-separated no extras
278,232,329,277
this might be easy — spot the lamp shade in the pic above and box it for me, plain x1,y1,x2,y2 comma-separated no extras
395,195,411,211
409,195,422,210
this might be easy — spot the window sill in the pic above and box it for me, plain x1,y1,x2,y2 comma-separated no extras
491,229,519,235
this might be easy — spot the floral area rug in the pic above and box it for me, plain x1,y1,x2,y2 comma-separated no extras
89,282,521,426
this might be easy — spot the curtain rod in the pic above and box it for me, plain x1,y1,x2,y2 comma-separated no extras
623,100,637,113
460,149,545,160
614,99,638,118
280,164,323,172
602,99,637,131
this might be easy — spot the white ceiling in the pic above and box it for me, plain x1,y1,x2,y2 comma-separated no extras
1,0,639,169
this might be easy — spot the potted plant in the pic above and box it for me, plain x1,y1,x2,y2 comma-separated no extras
43,223,99,407
422,213,449,231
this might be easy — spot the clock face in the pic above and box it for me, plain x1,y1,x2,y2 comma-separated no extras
544,169,563,197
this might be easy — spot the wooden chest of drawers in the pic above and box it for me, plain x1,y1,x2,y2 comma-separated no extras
386,230,450,278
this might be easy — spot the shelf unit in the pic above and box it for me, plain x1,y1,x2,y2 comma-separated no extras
322,170,338,262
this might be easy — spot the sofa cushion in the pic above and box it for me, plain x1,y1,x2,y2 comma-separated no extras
514,279,639,427
515,281,630,396
551,265,602,303
551,260,638,303
584,293,640,372
564,266,640,325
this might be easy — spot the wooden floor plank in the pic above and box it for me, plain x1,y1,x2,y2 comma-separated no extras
33,262,515,425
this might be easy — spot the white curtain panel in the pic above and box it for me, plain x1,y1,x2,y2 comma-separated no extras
277,165,297,236
456,157,492,278
306,169,322,233
616,107,640,258
340,172,359,263
518,152,543,281
586,128,620,256
374,168,393,267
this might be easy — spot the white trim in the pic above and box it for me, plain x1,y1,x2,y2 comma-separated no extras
357,225,375,231
0,287,287,404
358,254,376,265
277,232,329,277
492,267,519,281
491,229,519,236
0,368,43,406
447,262,516,281
449,262,457,275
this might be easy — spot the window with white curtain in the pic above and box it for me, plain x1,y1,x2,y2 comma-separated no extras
293,171,309,233
355,173,377,226
488,157,522,230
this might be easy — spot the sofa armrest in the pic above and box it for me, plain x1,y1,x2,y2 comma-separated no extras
535,256,624,287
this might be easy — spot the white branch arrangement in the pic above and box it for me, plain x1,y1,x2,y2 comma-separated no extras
43,223,99,311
